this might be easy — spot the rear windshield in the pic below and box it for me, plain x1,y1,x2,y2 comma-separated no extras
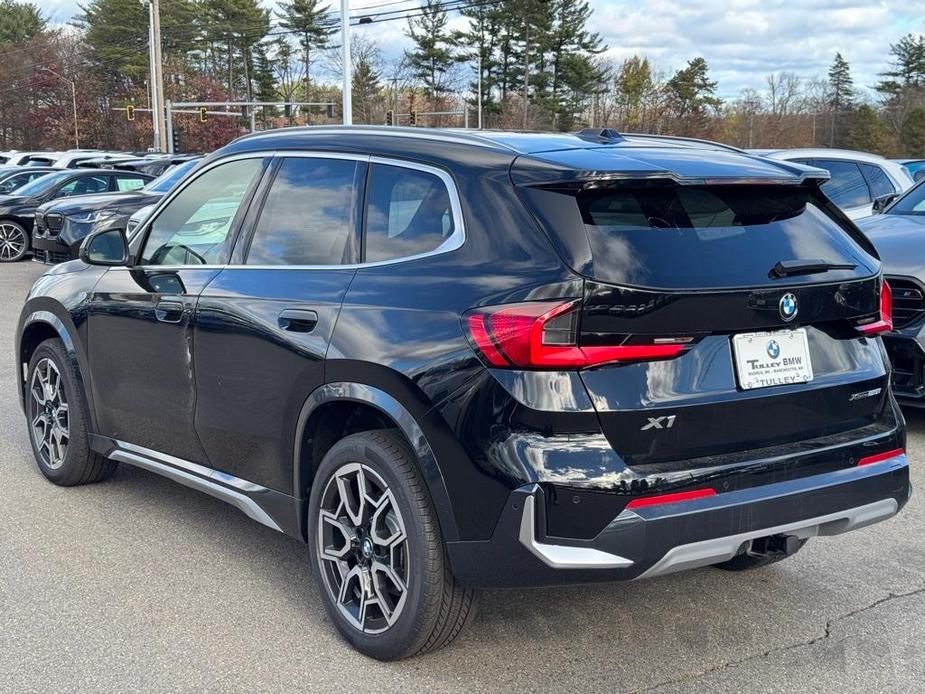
521,184,877,289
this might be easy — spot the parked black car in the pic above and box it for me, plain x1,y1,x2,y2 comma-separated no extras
857,180,925,403
76,154,199,177
0,168,152,262
0,166,59,195
16,127,910,659
33,158,200,263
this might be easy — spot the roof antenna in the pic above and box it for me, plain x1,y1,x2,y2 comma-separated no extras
575,128,624,143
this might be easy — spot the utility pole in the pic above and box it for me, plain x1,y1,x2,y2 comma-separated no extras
143,1,161,151
340,0,352,125
42,68,78,148
477,52,482,130
150,0,168,152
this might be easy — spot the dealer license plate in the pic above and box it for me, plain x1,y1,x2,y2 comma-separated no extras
732,329,813,390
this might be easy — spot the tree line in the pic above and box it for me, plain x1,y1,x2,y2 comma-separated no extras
0,0,922,157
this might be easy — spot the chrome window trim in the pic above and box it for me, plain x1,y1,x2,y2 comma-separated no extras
129,150,467,272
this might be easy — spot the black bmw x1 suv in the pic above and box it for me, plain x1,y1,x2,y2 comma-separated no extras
16,126,911,659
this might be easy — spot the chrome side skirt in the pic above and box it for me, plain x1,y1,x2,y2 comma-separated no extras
104,439,283,533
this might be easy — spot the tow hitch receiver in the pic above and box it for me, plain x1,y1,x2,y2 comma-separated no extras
748,534,803,558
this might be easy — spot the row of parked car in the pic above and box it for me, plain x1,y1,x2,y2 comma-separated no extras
0,150,200,262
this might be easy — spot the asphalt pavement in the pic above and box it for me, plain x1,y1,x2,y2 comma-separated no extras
1,260,923,693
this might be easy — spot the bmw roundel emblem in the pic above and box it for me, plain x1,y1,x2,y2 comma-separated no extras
766,339,781,359
779,293,798,322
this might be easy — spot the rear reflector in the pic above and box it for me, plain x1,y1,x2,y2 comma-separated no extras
857,448,904,466
465,300,689,369
625,488,717,509
857,280,893,336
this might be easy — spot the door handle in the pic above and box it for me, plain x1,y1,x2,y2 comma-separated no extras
155,300,184,324
279,309,319,333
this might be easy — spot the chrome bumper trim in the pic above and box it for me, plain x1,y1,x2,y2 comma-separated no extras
637,497,899,579
518,490,634,569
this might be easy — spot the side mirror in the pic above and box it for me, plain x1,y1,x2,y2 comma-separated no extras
79,228,129,266
872,193,898,213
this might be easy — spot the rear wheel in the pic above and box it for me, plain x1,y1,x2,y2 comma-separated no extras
307,430,477,660
26,339,117,485
0,220,28,262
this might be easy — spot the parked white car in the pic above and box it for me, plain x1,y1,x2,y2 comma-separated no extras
753,148,915,220
24,152,137,169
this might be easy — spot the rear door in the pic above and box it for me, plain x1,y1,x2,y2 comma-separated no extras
192,153,364,494
519,179,889,471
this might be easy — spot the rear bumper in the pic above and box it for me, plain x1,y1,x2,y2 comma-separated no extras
447,453,910,587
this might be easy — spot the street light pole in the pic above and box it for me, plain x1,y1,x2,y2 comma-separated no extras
143,0,162,151
42,68,78,149
340,0,352,125
151,0,168,151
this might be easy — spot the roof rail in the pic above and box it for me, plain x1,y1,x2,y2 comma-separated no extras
623,132,746,153
574,128,625,143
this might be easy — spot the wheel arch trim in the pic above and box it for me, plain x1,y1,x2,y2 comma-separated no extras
18,309,97,431
294,382,459,542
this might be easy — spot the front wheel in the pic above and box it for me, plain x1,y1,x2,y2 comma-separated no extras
307,430,477,660
0,220,28,262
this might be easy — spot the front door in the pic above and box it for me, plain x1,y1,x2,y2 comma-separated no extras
193,154,365,493
86,156,267,462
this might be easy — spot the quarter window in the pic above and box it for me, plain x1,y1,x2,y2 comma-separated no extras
246,157,359,265
814,159,872,208
860,163,896,199
364,164,455,262
140,158,263,266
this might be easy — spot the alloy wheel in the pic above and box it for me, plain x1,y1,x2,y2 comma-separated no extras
0,223,26,261
29,358,69,470
316,462,410,634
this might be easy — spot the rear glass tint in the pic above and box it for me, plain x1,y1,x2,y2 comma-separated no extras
522,184,876,289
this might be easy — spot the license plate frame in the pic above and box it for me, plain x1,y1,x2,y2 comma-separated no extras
732,329,813,391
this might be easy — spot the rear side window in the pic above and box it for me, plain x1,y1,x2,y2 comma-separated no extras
814,159,871,208
115,176,146,191
57,176,109,197
246,157,359,266
860,163,896,198
521,184,877,289
364,164,455,262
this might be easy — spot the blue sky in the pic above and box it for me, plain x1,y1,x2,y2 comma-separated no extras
36,0,924,99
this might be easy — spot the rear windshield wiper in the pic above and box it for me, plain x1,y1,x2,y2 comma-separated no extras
769,259,857,279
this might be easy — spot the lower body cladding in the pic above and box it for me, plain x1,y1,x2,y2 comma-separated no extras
446,454,910,587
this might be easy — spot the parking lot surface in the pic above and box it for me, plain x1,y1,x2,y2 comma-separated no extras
1,261,923,693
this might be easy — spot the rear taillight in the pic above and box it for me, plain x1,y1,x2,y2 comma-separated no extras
857,280,893,336
464,300,689,369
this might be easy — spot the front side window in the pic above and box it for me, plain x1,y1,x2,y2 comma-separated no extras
140,158,263,266
816,159,872,208
364,164,455,262
55,176,109,198
246,157,359,265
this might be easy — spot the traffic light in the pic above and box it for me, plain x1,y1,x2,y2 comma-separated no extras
409,110,418,126
326,103,335,119
126,105,135,121
171,127,182,154
198,107,208,123
386,110,394,126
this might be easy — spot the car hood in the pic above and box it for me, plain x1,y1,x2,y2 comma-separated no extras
37,191,152,215
857,214,925,277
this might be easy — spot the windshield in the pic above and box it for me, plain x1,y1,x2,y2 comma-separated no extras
144,159,199,194
888,181,925,216
9,171,70,197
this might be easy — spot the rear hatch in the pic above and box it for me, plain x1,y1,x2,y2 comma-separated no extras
513,147,891,469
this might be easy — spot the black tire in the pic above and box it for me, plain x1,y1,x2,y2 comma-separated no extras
0,219,29,262
25,339,117,486
307,430,477,660
713,538,808,571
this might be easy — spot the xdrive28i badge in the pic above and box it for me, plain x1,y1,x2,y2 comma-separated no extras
779,293,798,322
